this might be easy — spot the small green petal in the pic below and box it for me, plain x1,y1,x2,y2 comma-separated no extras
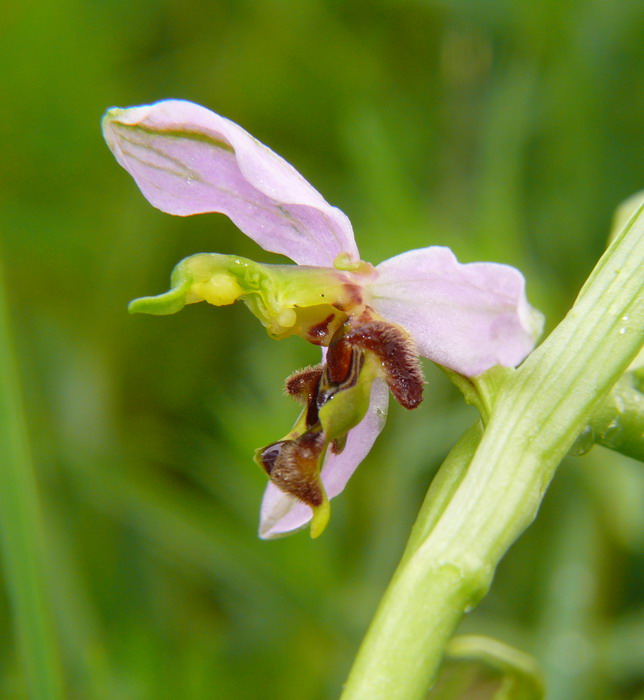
128,279,191,315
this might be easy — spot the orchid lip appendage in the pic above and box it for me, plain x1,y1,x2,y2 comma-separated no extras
102,98,542,538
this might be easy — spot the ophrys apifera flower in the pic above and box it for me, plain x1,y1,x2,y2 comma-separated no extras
102,100,542,538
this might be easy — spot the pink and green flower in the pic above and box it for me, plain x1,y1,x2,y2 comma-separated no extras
102,99,542,538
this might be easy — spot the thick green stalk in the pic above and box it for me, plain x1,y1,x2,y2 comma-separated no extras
0,260,65,699
342,205,644,699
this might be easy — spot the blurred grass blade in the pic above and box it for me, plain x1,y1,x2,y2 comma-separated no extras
445,635,545,700
0,258,65,699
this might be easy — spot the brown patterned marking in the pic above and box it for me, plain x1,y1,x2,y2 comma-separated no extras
352,306,375,325
256,430,325,507
344,321,424,409
307,313,336,341
333,283,363,312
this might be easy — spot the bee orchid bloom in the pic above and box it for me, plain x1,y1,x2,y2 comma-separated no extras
102,99,542,539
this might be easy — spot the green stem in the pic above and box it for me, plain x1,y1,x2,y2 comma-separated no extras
342,204,644,699
584,371,644,461
0,259,65,698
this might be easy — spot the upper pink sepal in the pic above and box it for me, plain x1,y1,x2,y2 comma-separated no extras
102,99,359,267
371,247,543,377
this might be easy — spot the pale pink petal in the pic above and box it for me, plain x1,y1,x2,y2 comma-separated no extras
259,379,389,539
372,247,542,377
102,100,358,267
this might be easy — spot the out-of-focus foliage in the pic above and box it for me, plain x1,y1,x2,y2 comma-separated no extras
1,0,643,698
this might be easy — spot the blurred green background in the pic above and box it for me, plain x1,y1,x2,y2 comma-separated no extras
1,0,643,698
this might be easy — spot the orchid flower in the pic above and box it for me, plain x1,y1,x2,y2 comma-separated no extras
102,99,543,539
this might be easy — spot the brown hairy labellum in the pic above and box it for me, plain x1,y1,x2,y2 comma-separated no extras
261,314,423,511
256,430,326,506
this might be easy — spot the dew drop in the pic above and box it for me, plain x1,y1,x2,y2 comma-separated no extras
569,425,595,456
599,418,623,449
